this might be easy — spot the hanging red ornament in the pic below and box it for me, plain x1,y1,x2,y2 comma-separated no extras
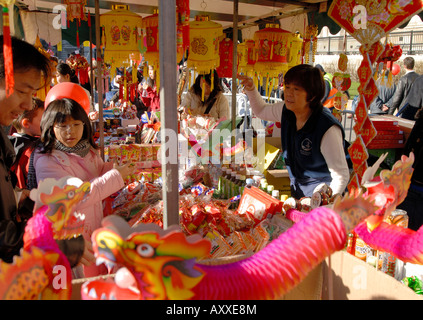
67,53,89,85
1,4,14,97
176,0,190,62
216,37,233,78
65,0,88,23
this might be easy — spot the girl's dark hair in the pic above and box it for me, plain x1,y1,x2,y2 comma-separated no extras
191,69,223,106
39,98,97,153
57,62,79,84
56,235,85,268
0,36,52,87
284,64,325,112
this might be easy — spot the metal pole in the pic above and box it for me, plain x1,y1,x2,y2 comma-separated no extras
231,0,238,138
95,0,104,160
159,0,179,228
89,13,94,102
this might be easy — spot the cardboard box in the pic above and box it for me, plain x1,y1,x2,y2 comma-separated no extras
253,137,291,194
322,251,423,300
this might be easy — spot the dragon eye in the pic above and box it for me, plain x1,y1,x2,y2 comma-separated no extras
68,190,75,199
137,243,154,258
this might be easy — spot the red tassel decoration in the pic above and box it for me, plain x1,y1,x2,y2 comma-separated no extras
88,11,91,27
2,6,14,97
76,25,80,47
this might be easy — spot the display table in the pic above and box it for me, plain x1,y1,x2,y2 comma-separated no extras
366,114,415,167
370,114,415,142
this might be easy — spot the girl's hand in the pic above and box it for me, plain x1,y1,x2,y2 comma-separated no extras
237,74,255,91
115,162,136,180
79,239,95,266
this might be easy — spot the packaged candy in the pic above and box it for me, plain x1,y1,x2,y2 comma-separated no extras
402,276,423,295
299,197,312,213
282,197,300,214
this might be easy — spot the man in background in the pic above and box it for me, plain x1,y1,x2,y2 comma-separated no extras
388,56,419,116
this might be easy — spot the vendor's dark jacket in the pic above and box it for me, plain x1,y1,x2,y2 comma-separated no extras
281,106,345,198
388,71,419,115
0,128,24,263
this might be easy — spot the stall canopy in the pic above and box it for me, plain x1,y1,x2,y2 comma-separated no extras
12,0,423,48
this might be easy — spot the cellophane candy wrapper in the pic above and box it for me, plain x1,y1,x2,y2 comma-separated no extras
128,200,164,228
180,115,220,141
111,180,162,220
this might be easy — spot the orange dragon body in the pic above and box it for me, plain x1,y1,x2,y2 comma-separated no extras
0,177,90,300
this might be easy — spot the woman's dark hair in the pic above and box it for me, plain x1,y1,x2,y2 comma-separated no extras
39,98,97,153
284,64,325,112
191,70,223,107
57,62,79,84
0,36,52,87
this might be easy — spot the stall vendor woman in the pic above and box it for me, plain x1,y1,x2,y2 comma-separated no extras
239,64,350,198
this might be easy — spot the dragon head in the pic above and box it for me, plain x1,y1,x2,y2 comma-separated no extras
361,152,414,231
81,215,211,300
30,176,90,239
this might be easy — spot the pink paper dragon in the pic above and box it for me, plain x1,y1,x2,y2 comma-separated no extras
80,153,421,300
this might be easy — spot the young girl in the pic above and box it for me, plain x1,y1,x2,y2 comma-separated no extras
30,97,135,277
140,64,160,112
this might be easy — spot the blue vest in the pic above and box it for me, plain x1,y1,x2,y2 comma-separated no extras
281,105,345,198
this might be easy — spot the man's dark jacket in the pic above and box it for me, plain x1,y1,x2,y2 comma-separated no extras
388,71,419,115
0,129,23,263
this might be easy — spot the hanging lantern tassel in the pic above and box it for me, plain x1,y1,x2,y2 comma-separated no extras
88,11,91,27
210,70,214,92
76,23,80,47
132,62,137,83
201,75,205,101
2,6,14,97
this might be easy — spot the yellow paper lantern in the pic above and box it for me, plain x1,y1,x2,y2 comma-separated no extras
238,39,258,88
287,33,303,69
187,15,222,76
100,5,142,78
254,24,290,96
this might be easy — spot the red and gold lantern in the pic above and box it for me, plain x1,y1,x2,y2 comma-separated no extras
254,24,290,96
100,5,142,79
238,39,258,88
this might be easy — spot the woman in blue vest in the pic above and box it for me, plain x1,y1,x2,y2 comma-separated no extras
238,64,350,199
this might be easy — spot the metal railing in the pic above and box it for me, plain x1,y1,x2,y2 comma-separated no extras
316,30,423,55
